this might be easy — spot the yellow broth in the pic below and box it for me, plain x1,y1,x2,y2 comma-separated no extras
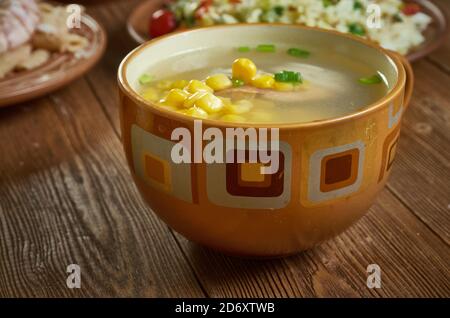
138,46,388,124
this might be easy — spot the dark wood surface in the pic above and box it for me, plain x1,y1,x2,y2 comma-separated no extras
0,0,449,297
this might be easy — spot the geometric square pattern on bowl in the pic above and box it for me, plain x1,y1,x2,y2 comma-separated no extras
378,126,401,183
226,150,285,197
143,152,171,192
308,140,365,203
206,142,292,209
320,148,360,193
388,99,403,129
131,124,193,203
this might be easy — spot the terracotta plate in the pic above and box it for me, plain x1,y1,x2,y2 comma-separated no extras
0,13,107,108
127,0,448,63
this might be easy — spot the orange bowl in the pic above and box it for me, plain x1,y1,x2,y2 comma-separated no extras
118,24,413,257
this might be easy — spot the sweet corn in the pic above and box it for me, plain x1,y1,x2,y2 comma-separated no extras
205,74,233,91
141,87,159,102
185,80,213,94
273,81,294,91
224,99,253,114
181,106,208,119
232,58,257,83
171,79,189,89
252,74,275,89
160,88,189,107
220,114,246,122
156,80,173,90
194,92,224,113
183,91,207,109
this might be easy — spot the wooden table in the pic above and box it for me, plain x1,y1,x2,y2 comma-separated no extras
0,0,449,298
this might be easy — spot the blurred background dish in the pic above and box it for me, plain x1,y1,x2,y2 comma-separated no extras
0,1,106,107
127,0,448,62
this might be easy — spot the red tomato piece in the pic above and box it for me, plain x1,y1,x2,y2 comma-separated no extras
149,9,177,38
402,3,421,16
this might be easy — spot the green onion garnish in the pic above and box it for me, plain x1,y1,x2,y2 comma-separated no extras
138,74,153,85
237,46,250,52
348,23,366,36
353,1,363,10
287,47,310,58
322,0,335,8
359,74,383,84
274,5,284,16
274,70,303,83
232,78,244,87
256,44,276,53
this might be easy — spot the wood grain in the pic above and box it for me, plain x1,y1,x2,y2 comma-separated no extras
174,189,450,298
0,79,204,297
0,0,449,298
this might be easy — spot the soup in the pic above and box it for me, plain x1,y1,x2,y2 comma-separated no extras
137,45,389,123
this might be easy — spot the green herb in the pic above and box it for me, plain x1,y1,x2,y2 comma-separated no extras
232,78,244,87
353,1,363,10
256,44,276,53
348,23,366,36
237,46,251,52
273,5,284,16
322,0,337,8
185,15,196,28
287,47,310,58
358,74,383,84
393,13,403,23
138,74,153,85
274,70,303,83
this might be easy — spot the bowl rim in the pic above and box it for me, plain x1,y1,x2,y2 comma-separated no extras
118,23,407,130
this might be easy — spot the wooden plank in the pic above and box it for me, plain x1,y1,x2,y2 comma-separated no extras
84,0,142,131
385,60,450,244
0,79,205,297
174,189,450,297
427,0,450,72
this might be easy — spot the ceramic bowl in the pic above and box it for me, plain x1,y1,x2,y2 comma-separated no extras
118,24,413,257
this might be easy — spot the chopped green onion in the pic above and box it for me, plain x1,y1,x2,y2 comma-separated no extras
138,74,153,85
274,70,303,83
256,44,276,53
232,78,244,87
353,1,363,10
393,13,403,23
348,23,366,36
359,74,383,85
322,0,336,8
273,5,284,16
287,47,310,58
237,46,250,52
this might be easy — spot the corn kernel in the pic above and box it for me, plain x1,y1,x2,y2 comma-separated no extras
224,99,253,114
141,87,159,102
160,88,189,107
205,74,232,91
171,80,189,89
185,80,213,94
181,106,209,119
194,92,224,113
183,91,207,108
232,58,257,83
156,80,173,90
252,74,275,89
273,82,294,91
220,114,246,122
